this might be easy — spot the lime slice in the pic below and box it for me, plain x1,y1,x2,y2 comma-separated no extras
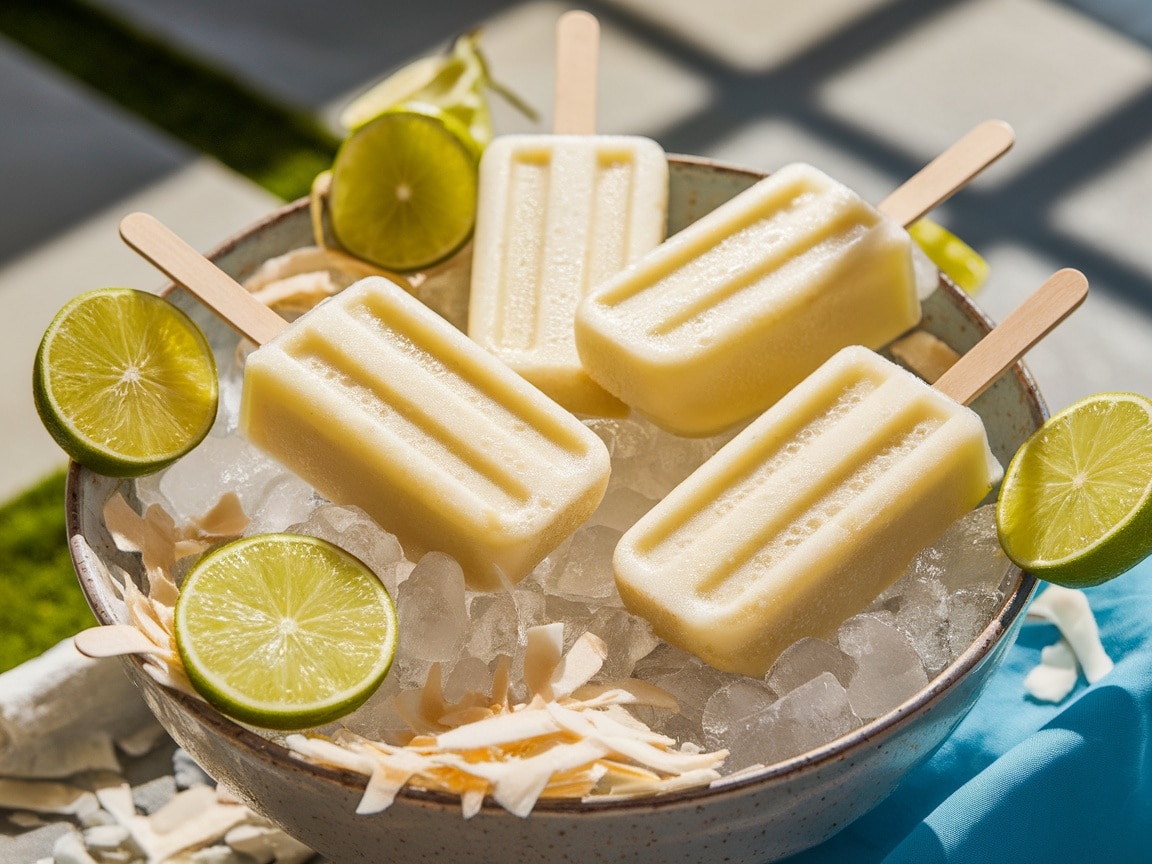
997,392,1152,587
33,288,218,477
328,105,480,272
909,219,990,295
175,534,398,730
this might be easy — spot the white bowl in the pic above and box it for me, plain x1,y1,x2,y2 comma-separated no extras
70,156,1043,863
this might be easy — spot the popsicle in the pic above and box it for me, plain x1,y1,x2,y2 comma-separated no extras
574,120,1015,437
467,10,668,417
119,212,611,591
612,269,1087,677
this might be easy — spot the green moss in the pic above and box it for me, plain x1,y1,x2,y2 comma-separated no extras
0,0,339,201
0,469,95,673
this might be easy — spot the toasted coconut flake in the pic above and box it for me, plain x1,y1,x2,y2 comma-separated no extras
550,631,607,698
491,655,512,707
359,757,425,815
104,493,176,575
435,706,563,751
84,493,251,700
286,632,727,818
242,245,412,315
570,679,680,711
0,779,98,816
438,705,498,728
523,623,564,700
460,787,486,819
285,734,377,775
190,491,249,539
73,625,164,658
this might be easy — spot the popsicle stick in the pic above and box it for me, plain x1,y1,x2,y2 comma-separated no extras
933,268,1088,406
119,211,288,347
877,119,1015,227
553,10,599,135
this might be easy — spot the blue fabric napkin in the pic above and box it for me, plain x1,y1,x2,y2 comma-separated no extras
783,559,1152,864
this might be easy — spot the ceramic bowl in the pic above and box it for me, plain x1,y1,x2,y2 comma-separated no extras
70,156,1042,863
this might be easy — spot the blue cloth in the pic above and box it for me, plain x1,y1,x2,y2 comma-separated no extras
783,559,1152,864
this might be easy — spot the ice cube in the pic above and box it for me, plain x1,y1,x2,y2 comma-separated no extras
466,593,520,663
947,587,1003,655
396,551,468,663
632,644,734,742
765,637,857,696
584,415,731,500
542,525,621,603
544,595,596,651
885,574,953,678
290,503,407,596
838,614,928,721
931,505,1014,592
588,486,659,533
444,656,492,703
729,673,861,770
702,678,777,751
138,433,316,531
585,606,661,680
328,673,405,743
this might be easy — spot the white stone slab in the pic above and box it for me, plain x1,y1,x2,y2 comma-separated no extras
1051,133,1152,281
464,1,714,138
974,243,1152,413
603,0,896,72
702,117,905,205
818,0,1152,185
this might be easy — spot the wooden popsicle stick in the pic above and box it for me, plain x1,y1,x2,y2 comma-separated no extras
553,10,599,135
933,268,1088,406
119,211,287,347
877,119,1015,227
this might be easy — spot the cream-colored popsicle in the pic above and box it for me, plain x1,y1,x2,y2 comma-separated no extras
467,11,669,417
119,214,611,591
469,135,667,415
612,270,1086,676
575,121,1014,437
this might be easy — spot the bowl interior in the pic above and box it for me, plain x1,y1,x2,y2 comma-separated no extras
69,155,1042,827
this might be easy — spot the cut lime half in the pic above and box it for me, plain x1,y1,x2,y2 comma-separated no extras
328,105,480,272
997,392,1152,587
176,534,398,730
33,288,218,477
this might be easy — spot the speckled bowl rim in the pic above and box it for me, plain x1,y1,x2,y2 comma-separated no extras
69,153,1043,817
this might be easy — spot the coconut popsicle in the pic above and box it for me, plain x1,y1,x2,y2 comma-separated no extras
574,120,1015,437
119,212,611,591
612,269,1087,677
467,11,668,417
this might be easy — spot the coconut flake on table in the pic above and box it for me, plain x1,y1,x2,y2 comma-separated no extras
1022,584,1114,703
